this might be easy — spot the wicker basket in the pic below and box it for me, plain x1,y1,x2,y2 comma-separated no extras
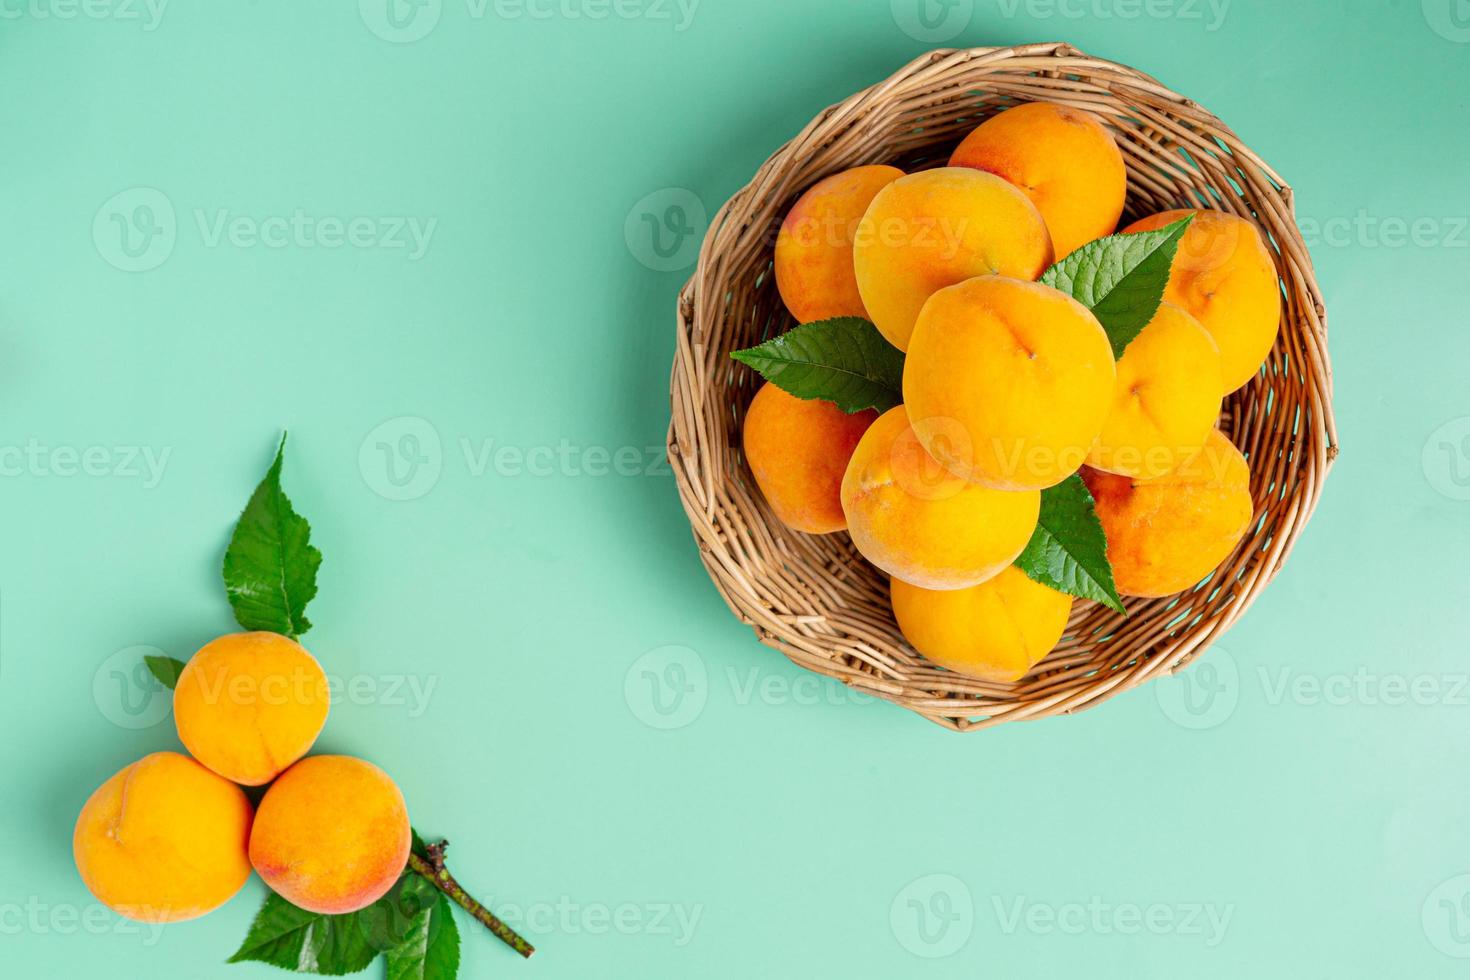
668,43,1336,732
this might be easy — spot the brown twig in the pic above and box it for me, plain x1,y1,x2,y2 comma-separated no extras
407,840,535,959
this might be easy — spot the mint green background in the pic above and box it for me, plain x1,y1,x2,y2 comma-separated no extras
1,1,1467,976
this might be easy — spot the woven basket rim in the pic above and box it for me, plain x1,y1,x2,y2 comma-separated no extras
668,42,1337,732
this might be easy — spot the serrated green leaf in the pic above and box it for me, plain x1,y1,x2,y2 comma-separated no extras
385,894,461,980
360,874,438,953
227,891,379,975
730,317,903,414
1014,475,1125,613
1041,215,1194,358
222,433,321,638
143,655,186,690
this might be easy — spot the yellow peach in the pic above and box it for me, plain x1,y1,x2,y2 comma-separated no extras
949,101,1127,258
249,755,411,916
1124,209,1281,392
852,167,1053,350
73,752,253,923
1082,429,1254,597
904,276,1116,491
173,631,330,786
891,566,1073,682
1087,302,1223,480
840,406,1039,590
774,165,904,323
742,382,877,534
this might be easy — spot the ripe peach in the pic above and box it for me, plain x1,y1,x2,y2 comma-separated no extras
742,382,877,534
1087,302,1224,480
774,165,904,323
949,101,1127,259
249,755,411,915
1123,209,1281,392
173,631,330,786
903,276,1115,491
891,566,1073,682
73,752,253,923
852,167,1053,350
840,406,1039,590
1082,429,1254,598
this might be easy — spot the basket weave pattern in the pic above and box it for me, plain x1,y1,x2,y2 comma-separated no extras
668,43,1336,731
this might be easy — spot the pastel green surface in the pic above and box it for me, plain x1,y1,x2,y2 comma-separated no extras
1,2,1467,976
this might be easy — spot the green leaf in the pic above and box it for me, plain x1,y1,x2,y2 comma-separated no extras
222,433,322,638
385,894,461,980
227,891,379,975
729,317,903,414
1040,215,1195,358
144,655,186,690
360,875,436,953
1014,475,1125,614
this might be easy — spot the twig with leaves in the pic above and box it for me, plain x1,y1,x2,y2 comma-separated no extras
146,434,537,978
